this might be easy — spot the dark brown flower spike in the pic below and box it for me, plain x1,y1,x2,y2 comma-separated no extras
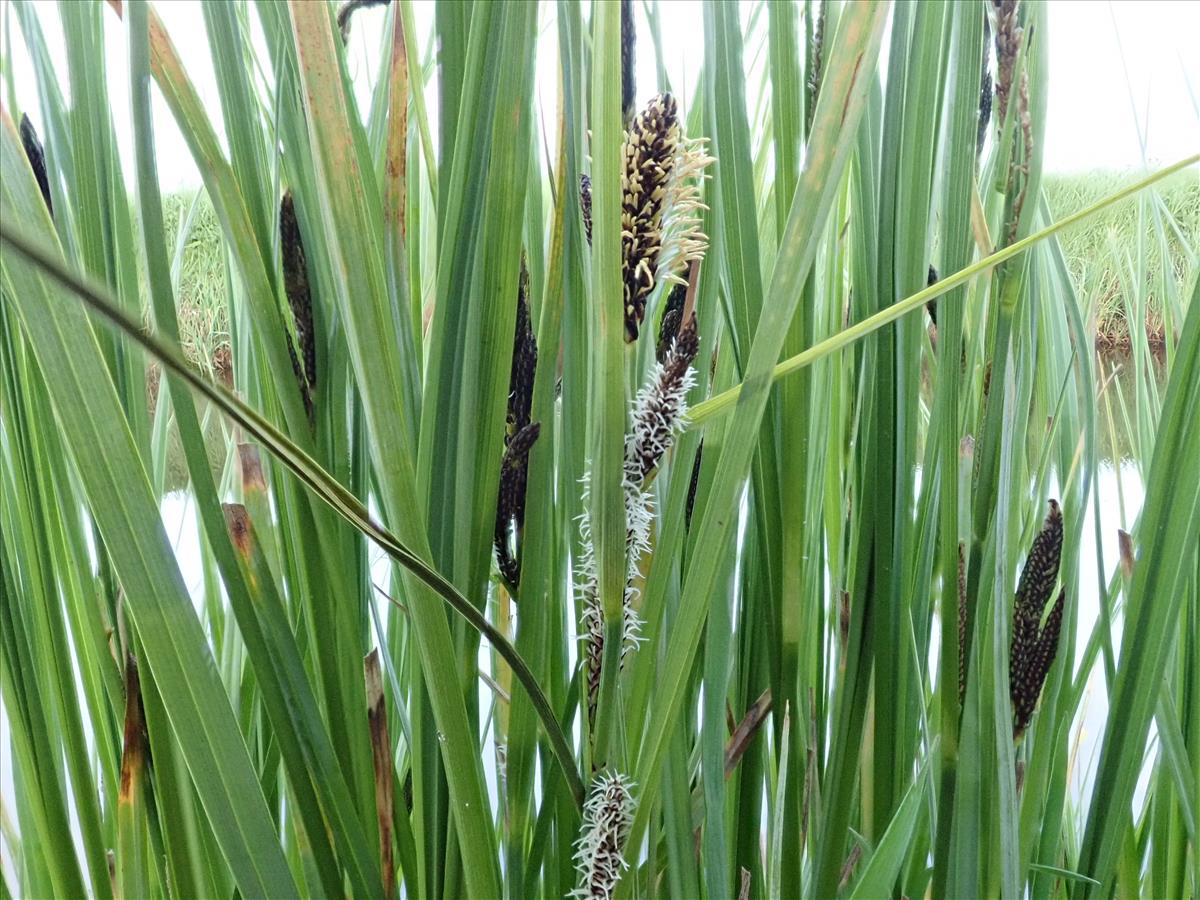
620,0,636,126
991,0,1034,244
494,423,539,589
494,257,540,589
19,114,53,218
1010,499,1066,738
807,1,826,130
925,263,940,325
580,174,593,246
621,93,679,342
978,13,993,155
685,442,703,529
655,282,687,364
337,0,390,43
585,94,710,341
992,0,1021,127
279,191,316,422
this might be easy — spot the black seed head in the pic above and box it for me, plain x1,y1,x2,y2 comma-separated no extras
926,264,940,324
580,173,593,246
19,114,53,218
1010,500,1066,738
337,0,390,44
280,191,316,421
494,257,540,589
620,0,636,126
621,93,679,342
656,282,687,364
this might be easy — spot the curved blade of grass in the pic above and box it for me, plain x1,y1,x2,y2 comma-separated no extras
688,154,1200,427
0,220,585,809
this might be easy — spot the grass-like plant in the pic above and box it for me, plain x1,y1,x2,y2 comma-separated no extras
1,1,1197,898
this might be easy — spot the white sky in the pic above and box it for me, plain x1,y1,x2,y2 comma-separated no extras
2,0,1197,194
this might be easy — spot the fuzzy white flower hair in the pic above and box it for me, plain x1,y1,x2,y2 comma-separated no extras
577,316,700,736
572,771,637,900
655,134,714,290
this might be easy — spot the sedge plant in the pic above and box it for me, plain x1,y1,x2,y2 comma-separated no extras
1,1,1197,898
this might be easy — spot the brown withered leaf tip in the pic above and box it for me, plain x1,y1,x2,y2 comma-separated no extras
838,845,864,892
19,114,53,218
364,650,396,899
280,192,316,421
1010,499,1066,738
737,868,752,900
1117,528,1134,580
223,503,254,558
118,654,147,802
724,688,772,778
580,174,593,246
238,443,267,494
494,257,540,589
622,93,679,342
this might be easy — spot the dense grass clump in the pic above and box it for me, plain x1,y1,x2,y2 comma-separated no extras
1046,169,1199,347
1,2,1197,898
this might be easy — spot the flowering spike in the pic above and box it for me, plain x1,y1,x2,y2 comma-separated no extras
625,315,699,486
620,0,636,125
621,94,679,341
280,191,316,422
655,283,687,364
572,771,636,900
494,258,539,588
654,135,714,291
580,317,698,735
580,174,593,246
19,114,53,218
1010,500,1066,739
